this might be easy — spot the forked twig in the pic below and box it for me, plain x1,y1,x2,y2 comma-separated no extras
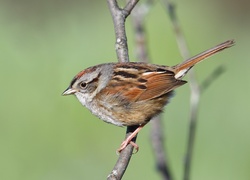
107,1,225,179
163,1,226,180
107,0,139,63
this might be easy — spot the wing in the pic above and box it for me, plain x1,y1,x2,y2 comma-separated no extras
136,71,186,101
99,63,187,102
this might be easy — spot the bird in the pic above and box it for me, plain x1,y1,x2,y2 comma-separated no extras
62,40,234,153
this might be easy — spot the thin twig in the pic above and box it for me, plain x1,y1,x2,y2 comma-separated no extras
130,1,173,180
200,65,225,92
163,1,200,180
106,0,139,179
163,1,226,180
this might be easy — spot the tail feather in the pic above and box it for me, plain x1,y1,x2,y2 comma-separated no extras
173,40,235,79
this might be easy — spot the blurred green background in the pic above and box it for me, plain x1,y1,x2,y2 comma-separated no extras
0,0,249,179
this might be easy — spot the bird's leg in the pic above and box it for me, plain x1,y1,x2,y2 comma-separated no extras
117,124,146,153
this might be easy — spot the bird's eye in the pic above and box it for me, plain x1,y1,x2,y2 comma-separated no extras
79,82,87,89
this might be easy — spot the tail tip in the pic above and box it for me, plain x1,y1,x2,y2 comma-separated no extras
225,39,235,47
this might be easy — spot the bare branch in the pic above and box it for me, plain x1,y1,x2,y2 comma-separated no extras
106,1,139,179
107,0,139,62
130,2,173,179
107,126,139,180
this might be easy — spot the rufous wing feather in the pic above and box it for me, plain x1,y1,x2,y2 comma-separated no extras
136,71,186,101
101,70,186,102
100,78,146,102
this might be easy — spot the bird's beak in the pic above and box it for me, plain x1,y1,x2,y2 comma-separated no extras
62,87,77,96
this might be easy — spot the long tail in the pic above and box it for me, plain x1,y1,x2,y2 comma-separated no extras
173,40,235,79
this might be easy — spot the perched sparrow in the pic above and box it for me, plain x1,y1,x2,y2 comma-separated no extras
63,40,234,152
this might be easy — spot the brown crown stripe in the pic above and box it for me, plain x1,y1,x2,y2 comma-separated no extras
114,71,138,79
